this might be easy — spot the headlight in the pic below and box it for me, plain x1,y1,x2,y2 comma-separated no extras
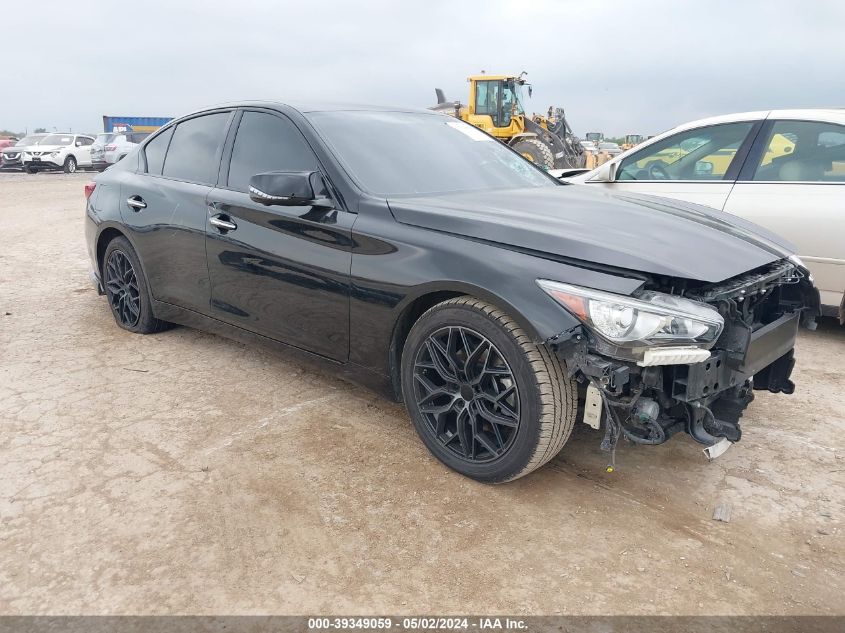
537,280,724,360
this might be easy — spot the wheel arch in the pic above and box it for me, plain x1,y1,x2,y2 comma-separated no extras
386,282,547,401
95,224,139,276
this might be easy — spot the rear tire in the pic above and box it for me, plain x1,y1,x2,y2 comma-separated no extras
401,297,577,483
102,236,170,334
63,156,77,173
511,138,555,170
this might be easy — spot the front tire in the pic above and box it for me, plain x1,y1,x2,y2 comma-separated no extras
102,236,169,334
24,165,38,174
63,156,77,173
401,297,577,483
511,138,555,170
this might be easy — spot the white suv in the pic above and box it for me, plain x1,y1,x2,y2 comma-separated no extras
22,133,95,173
91,132,148,171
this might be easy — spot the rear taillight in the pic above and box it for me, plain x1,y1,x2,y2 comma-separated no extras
105,144,116,151
84,183,97,199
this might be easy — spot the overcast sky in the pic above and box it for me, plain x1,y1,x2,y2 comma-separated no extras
6,0,844,137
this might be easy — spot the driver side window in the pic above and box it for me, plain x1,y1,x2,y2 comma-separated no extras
617,122,754,181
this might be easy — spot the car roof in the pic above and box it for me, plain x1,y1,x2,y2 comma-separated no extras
195,100,440,115
666,108,845,134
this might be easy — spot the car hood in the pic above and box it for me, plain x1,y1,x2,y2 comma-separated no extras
28,144,67,152
386,185,794,283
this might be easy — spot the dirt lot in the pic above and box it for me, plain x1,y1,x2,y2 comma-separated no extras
0,172,842,616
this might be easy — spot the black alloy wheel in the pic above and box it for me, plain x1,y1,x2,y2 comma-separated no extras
402,297,577,483
105,250,141,328
413,325,521,463
101,236,170,334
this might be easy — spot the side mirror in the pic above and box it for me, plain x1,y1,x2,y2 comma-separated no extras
75,141,82,147
588,160,618,183
248,171,333,208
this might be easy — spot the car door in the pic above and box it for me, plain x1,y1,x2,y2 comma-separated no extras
74,135,94,166
586,121,761,209
205,109,354,361
724,118,845,311
119,110,233,312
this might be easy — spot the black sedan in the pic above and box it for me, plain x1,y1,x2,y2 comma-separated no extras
84,102,819,483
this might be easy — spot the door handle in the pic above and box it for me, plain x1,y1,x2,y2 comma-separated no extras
209,214,237,232
126,195,146,210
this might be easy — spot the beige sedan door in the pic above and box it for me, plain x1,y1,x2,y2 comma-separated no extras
723,119,845,313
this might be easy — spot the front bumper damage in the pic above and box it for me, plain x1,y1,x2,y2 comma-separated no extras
550,260,819,464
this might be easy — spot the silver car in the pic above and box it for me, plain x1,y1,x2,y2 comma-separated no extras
91,132,149,171
598,141,622,157
0,133,49,170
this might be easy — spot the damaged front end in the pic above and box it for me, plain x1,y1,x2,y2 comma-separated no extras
541,259,820,465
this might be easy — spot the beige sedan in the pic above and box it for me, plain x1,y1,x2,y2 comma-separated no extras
562,109,845,320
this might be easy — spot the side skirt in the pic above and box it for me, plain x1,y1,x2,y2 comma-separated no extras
151,299,397,401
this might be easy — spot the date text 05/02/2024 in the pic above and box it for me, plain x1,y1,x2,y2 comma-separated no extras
307,617,528,630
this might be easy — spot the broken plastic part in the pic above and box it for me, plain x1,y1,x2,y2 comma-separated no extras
583,384,603,429
703,437,733,460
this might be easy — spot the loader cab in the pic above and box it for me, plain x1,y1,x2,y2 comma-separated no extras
622,134,645,150
466,75,527,138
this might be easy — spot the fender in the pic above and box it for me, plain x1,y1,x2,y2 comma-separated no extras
390,279,549,342
507,132,539,144
348,199,644,377
90,220,151,291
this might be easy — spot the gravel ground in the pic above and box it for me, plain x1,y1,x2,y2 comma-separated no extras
0,172,842,615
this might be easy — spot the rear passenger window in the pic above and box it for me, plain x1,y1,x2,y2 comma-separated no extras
144,127,174,175
752,120,845,182
227,111,318,192
162,113,230,185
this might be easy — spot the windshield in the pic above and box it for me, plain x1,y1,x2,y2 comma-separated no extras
17,135,43,146
41,134,73,146
306,111,556,196
96,133,116,145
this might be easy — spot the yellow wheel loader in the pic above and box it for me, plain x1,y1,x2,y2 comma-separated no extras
621,134,645,151
432,73,585,170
